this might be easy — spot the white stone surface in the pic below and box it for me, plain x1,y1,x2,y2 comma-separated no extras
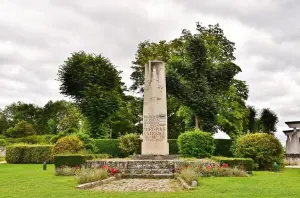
142,60,169,155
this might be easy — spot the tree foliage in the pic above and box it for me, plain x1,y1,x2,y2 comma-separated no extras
259,108,279,133
57,51,124,137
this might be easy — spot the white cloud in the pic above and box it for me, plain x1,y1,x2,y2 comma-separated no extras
0,0,298,145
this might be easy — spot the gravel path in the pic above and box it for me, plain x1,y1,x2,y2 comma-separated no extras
93,179,182,192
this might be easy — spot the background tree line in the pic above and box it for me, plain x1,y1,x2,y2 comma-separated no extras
0,22,279,139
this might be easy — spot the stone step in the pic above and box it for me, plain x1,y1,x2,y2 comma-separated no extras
122,174,174,179
124,169,173,174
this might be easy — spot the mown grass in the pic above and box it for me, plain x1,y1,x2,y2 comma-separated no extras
0,164,299,198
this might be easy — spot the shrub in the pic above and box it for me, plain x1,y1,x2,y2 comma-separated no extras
118,133,141,156
168,139,179,155
179,167,198,185
195,163,247,177
214,139,233,157
94,139,125,157
234,133,284,170
0,139,6,146
6,144,53,163
75,167,109,184
177,130,215,158
52,136,84,155
50,128,78,144
76,132,97,153
211,156,254,171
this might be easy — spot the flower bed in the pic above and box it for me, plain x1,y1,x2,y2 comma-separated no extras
178,162,248,185
55,164,120,184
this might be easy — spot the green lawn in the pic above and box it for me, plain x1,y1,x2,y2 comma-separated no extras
0,164,299,198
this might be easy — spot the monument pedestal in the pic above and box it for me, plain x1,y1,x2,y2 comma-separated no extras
141,142,169,155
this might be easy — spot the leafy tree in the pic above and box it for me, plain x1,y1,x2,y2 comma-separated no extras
259,108,278,133
2,102,43,134
216,80,249,139
57,51,124,138
6,120,36,138
0,110,9,134
130,22,245,133
246,106,257,133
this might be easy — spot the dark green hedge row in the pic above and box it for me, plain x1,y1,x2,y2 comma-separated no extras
213,139,233,157
93,139,233,157
211,156,254,171
6,144,54,164
54,154,111,168
94,139,181,157
94,139,126,158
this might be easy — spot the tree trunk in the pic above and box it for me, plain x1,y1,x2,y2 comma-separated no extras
195,116,200,130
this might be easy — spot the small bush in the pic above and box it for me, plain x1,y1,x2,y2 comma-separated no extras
177,130,215,158
118,133,141,156
75,167,109,184
179,167,198,185
234,133,284,170
94,139,125,157
6,144,53,164
211,156,254,171
50,128,78,144
76,132,97,153
0,139,6,146
52,136,84,155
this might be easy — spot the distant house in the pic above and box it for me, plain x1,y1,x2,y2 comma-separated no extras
283,121,300,160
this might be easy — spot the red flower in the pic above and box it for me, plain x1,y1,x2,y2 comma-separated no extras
207,165,213,170
75,165,80,169
101,165,109,170
221,163,229,168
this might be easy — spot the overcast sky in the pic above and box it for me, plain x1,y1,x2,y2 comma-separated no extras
1,0,298,144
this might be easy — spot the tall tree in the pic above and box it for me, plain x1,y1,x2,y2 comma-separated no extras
2,102,43,134
259,108,278,133
216,80,250,139
57,51,124,138
0,110,9,134
130,22,246,134
246,106,257,133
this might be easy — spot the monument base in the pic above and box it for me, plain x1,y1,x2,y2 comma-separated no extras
141,142,169,155
130,154,179,160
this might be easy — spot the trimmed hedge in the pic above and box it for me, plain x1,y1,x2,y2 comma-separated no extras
5,135,53,145
6,144,54,164
214,139,233,157
211,156,254,171
178,130,215,158
168,139,179,155
94,139,126,157
54,153,111,168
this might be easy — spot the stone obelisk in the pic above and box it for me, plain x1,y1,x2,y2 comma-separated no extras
141,60,169,155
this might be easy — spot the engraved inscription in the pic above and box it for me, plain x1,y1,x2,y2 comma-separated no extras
143,114,166,142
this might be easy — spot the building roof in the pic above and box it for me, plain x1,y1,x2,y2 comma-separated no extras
283,129,295,133
285,121,300,125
